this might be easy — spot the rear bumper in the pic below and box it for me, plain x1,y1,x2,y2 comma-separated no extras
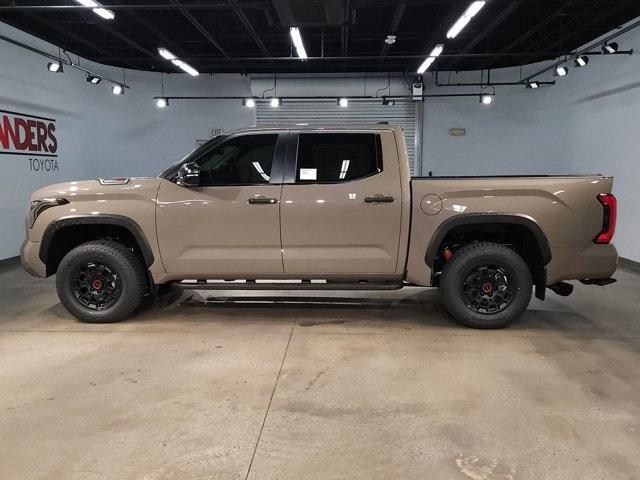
547,244,618,284
20,239,47,278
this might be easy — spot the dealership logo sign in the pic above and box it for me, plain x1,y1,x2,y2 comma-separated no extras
0,109,60,172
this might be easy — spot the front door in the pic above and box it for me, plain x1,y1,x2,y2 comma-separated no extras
156,132,286,277
280,131,403,275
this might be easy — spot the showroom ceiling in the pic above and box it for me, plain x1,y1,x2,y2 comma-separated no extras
0,0,639,74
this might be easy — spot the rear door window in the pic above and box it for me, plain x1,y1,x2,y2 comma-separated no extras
295,133,382,183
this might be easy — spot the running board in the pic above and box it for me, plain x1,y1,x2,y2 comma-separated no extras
172,279,403,291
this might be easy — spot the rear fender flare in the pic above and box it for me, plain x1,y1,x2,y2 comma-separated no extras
424,213,552,267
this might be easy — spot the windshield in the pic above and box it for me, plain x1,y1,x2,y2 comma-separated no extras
157,134,229,179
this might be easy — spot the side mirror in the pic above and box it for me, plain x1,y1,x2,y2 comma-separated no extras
176,162,200,187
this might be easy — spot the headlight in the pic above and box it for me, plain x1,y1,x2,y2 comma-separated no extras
29,198,69,228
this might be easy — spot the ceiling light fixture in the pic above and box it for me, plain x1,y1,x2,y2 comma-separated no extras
554,65,568,77
417,44,444,74
480,94,493,105
270,98,280,108
171,59,199,76
47,61,63,73
338,98,349,108
111,84,123,95
527,81,540,89
574,55,589,67
74,0,115,20
602,42,619,54
156,97,168,108
86,74,101,84
290,27,308,59
382,98,396,106
243,98,256,108
157,47,177,61
447,1,486,39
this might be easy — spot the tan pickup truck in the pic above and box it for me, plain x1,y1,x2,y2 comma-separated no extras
21,124,618,328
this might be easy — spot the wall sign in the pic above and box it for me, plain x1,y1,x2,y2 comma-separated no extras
0,109,61,172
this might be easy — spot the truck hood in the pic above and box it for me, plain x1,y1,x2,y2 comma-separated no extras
30,177,162,202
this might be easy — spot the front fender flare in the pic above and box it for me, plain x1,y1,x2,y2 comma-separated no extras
39,214,155,268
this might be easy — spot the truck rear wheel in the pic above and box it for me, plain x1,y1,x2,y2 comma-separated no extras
56,240,146,323
439,242,532,329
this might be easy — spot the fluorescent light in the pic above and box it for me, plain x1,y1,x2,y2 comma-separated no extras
93,8,114,20
603,42,618,54
527,81,540,89
156,97,168,108
290,27,308,59
243,98,256,108
74,1,115,20
338,98,349,108
480,94,493,105
157,47,177,61
171,59,199,76
270,98,280,107
554,66,568,77
417,44,444,74
447,1,486,38
574,55,589,67
47,61,62,73
111,85,123,95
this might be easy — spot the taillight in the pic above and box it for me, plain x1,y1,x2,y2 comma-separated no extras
594,193,617,244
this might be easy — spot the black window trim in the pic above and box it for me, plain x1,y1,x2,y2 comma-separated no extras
284,131,384,186
161,131,289,186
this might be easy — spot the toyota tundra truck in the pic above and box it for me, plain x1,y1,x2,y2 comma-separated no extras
21,124,618,328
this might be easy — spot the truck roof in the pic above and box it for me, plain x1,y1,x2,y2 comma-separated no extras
225,124,404,134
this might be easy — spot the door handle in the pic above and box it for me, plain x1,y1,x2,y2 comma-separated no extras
364,195,395,203
248,196,278,205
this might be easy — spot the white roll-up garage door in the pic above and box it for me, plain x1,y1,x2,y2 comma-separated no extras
256,99,420,175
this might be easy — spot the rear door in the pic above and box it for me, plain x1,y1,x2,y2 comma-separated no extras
280,130,403,275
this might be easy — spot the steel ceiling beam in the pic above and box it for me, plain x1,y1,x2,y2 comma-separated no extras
0,1,139,69
448,1,523,70
169,0,244,74
0,1,629,11
227,0,271,58
520,0,636,64
380,1,406,57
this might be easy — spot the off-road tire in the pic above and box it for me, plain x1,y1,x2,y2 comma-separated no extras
440,241,532,329
56,240,147,323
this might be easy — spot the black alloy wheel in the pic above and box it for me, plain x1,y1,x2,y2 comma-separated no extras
72,261,122,310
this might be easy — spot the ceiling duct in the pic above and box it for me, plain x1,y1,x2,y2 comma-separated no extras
272,0,345,27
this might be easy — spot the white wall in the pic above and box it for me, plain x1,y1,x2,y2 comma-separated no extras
0,22,254,259
421,22,640,261
1,18,639,262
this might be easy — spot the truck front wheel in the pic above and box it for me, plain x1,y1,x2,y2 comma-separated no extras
56,240,147,323
439,242,532,328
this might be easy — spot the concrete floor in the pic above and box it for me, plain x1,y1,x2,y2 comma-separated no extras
0,265,639,480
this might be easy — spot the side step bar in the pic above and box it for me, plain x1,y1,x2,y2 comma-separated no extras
172,279,403,291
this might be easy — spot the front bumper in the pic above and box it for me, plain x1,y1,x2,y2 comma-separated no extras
20,239,47,278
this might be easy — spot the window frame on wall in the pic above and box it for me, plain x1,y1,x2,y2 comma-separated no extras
283,131,384,185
